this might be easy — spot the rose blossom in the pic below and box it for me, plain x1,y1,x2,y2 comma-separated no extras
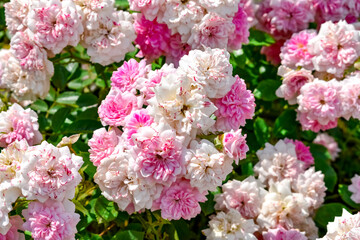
276,66,314,105
228,4,250,51
214,176,266,219
349,174,360,204
187,12,235,49
203,209,259,240
23,200,80,240
313,133,341,161
0,103,42,148
297,111,339,133
0,215,24,240
340,75,360,121
157,179,206,220
110,58,150,93
27,0,84,54
129,0,165,21
261,40,285,66
20,141,83,202
98,88,141,127
88,127,121,166
0,186,22,235
214,76,255,132
311,0,346,24
4,0,31,35
222,129,249,164
123,109,154,142
280,30,317,69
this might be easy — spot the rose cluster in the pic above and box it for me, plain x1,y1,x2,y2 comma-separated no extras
275,20,360,132
2,0,136,102
0,104,83,239
128,0,257,65
203,139,326,240
88,47,256,220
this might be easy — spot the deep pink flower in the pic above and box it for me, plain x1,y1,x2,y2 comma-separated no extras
280,30,317,69
124,109,154,142
166,33,191,67
311,0,346,24
88,127,121,166
111,58,150,93
228,4,250,51
98,88,141,127
134,15,171,62
23,200,80,240
214,76,255,132
158,179,206,220
284,139,314,169
222,129,249,164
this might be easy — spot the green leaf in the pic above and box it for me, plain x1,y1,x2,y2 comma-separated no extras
310,144,337,192
56,91,81,105
115,0,130,9
80,152,96,180
30,100,48,112
247,29,275,46
200,193,215,216
314,203,348,228
253,117,270,147
76,93,98,107
51,108,71,132
52,65,70,90
273,109,297,138
45,86,56,101
66,120,102,134
95,196,118,222
253,79,281,101
172,219,191,240
338,184,360,209
112,230,144,240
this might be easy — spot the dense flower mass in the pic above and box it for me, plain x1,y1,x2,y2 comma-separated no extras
92,47,255,220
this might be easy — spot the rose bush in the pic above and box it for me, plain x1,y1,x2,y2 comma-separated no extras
0,0,360,239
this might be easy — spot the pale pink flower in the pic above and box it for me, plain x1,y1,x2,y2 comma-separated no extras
263,226,307,240
98,88,141,127
20,141,83,202
318,209,360,240
10,29,51,71
311,0,346,24
0,50,12,88
257,179,310,231
88,127,121,167
228,4,250,51
313,133,341,161
178,48,234,99
0,215,24,240
254,140,304,186
284,138,314,169
203,209,259,240
0,140,28,186
185,139,232,193
340,75,360,120
134,15,171,62
23,200,80,240
293,167,326,212
2,55,53,102
4,0,31,35
132,123,184,185
297,111,339,132
198,0,240,18
129,0,164,21
276,66,314,105
261,40,285,66
280,30,317,69
27,0,84,54
82,10,136,65
123,109,154,142
0,103,42,148
159,0,205,38
158,179,206,220
187,12,235,49
214,176,266,219
214,76,255,132
222,129,249,164
0,186,21,235
349,174,360,204
111,59,150,93
297,80,342,126
308,20,360,78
